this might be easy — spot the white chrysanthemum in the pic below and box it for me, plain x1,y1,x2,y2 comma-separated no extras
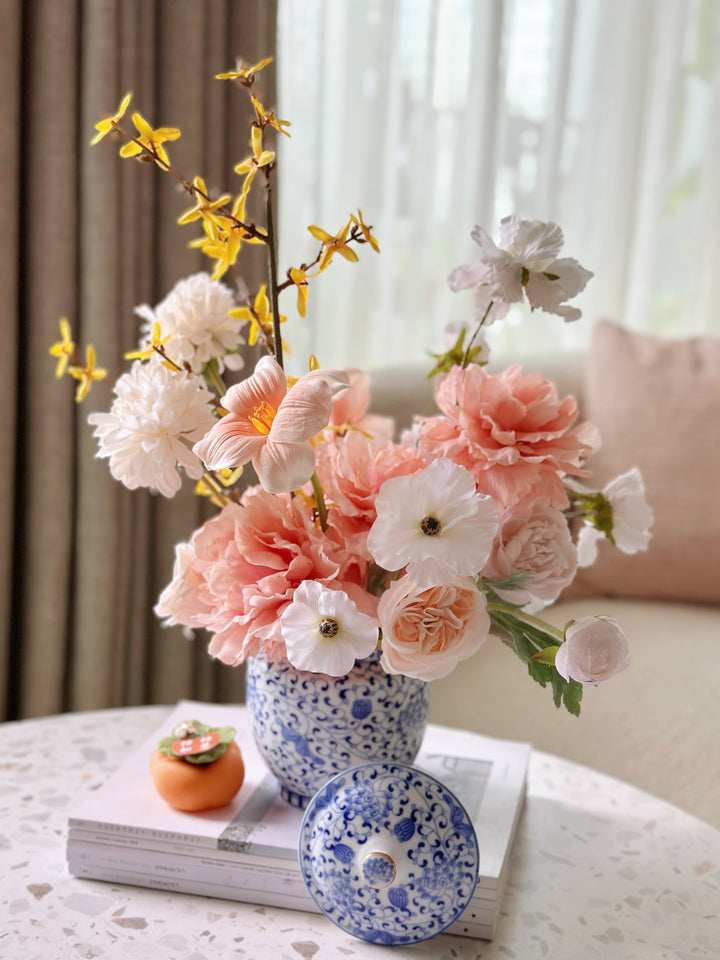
577,467,653,567
280,580,379,676
367,458,499,587
88,360,217,497
135,272,246,373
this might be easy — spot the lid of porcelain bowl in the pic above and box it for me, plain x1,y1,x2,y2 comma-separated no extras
298,761,480,946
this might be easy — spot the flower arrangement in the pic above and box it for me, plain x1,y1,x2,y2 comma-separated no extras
52,58,652,718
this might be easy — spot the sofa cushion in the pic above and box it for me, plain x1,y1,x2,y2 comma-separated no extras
567,321,720,604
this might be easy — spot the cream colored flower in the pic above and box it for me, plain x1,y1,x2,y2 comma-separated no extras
89,360,216,497
134,273,245,374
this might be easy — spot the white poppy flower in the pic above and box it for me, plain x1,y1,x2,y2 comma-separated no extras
367,458,499,587
280,580,379,677
577,467,653,567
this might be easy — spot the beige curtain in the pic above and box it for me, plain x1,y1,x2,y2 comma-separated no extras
0,0,277,719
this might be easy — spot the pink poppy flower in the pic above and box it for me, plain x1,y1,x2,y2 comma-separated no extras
193,356,349,493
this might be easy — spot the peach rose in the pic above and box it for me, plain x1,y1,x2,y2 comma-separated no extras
378,576,490,681
482,500,577,611
416,364,599,509
555,616,630,684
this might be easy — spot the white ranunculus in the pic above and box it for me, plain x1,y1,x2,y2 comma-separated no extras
135,272,246,373
279,580,379,676
88,360,216,497
367,458,499,588
555,616,630,684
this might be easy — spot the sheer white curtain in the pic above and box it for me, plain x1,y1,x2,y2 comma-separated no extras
277,0,720,373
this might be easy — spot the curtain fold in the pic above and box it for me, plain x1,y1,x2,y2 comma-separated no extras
277,0,720,373
2,0,277,720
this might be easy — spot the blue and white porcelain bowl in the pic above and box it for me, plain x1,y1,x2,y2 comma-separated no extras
298,761,480,945
245,653,430,807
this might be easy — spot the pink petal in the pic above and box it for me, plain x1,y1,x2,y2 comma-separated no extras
221,355,287,416
270,369,348,444
253,440,316,493
193,417,265,469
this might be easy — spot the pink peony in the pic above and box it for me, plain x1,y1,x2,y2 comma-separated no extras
154,486,373,665
378,576,490,681
325,368,395,441
312,431,427,558
555,616,630,684
483,500,577,611
192,355,349,493
416,363,599,509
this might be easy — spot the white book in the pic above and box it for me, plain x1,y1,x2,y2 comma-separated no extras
67,860,496,940
67,700,529,939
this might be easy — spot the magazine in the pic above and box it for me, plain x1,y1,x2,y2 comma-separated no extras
67,700,529,940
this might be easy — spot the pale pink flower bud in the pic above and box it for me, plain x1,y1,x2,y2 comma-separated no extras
555,616,630,684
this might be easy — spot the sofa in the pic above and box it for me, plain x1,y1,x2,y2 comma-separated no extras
370,321,720,829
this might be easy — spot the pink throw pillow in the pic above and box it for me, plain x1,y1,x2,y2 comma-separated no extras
566,321,720,604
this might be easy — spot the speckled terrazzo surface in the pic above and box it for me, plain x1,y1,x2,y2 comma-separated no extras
1,705,719,959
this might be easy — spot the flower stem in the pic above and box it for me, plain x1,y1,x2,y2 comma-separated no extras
462,300,493,367
310,472,328,532
205,358,227,397
263,171,283,369
486,601,565,643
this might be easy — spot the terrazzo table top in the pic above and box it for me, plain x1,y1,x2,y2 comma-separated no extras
1,705,718,960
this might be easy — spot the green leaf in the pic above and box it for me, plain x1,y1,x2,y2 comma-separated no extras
532,645,558,666
157,720,237,765
489,608,583,716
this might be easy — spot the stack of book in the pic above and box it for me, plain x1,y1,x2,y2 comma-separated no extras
67,700,530,941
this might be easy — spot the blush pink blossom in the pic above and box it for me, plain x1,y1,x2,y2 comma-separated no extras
154,486,372,665
482,500,577,611
312,431,427,558
416,363,599,509
325,368,395,440
555,616,630,684
378,576,490,681
193,355,349,493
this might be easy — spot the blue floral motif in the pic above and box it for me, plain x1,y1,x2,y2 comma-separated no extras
245,654,429,806
299,762,479,945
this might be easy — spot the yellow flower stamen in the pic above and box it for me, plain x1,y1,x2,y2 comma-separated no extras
249,400,276,435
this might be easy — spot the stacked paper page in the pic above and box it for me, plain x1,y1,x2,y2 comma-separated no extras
67,700,529,940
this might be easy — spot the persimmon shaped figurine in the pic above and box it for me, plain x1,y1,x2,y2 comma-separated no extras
150,719,245,812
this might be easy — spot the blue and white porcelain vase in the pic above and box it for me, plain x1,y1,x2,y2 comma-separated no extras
245,652,430,807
